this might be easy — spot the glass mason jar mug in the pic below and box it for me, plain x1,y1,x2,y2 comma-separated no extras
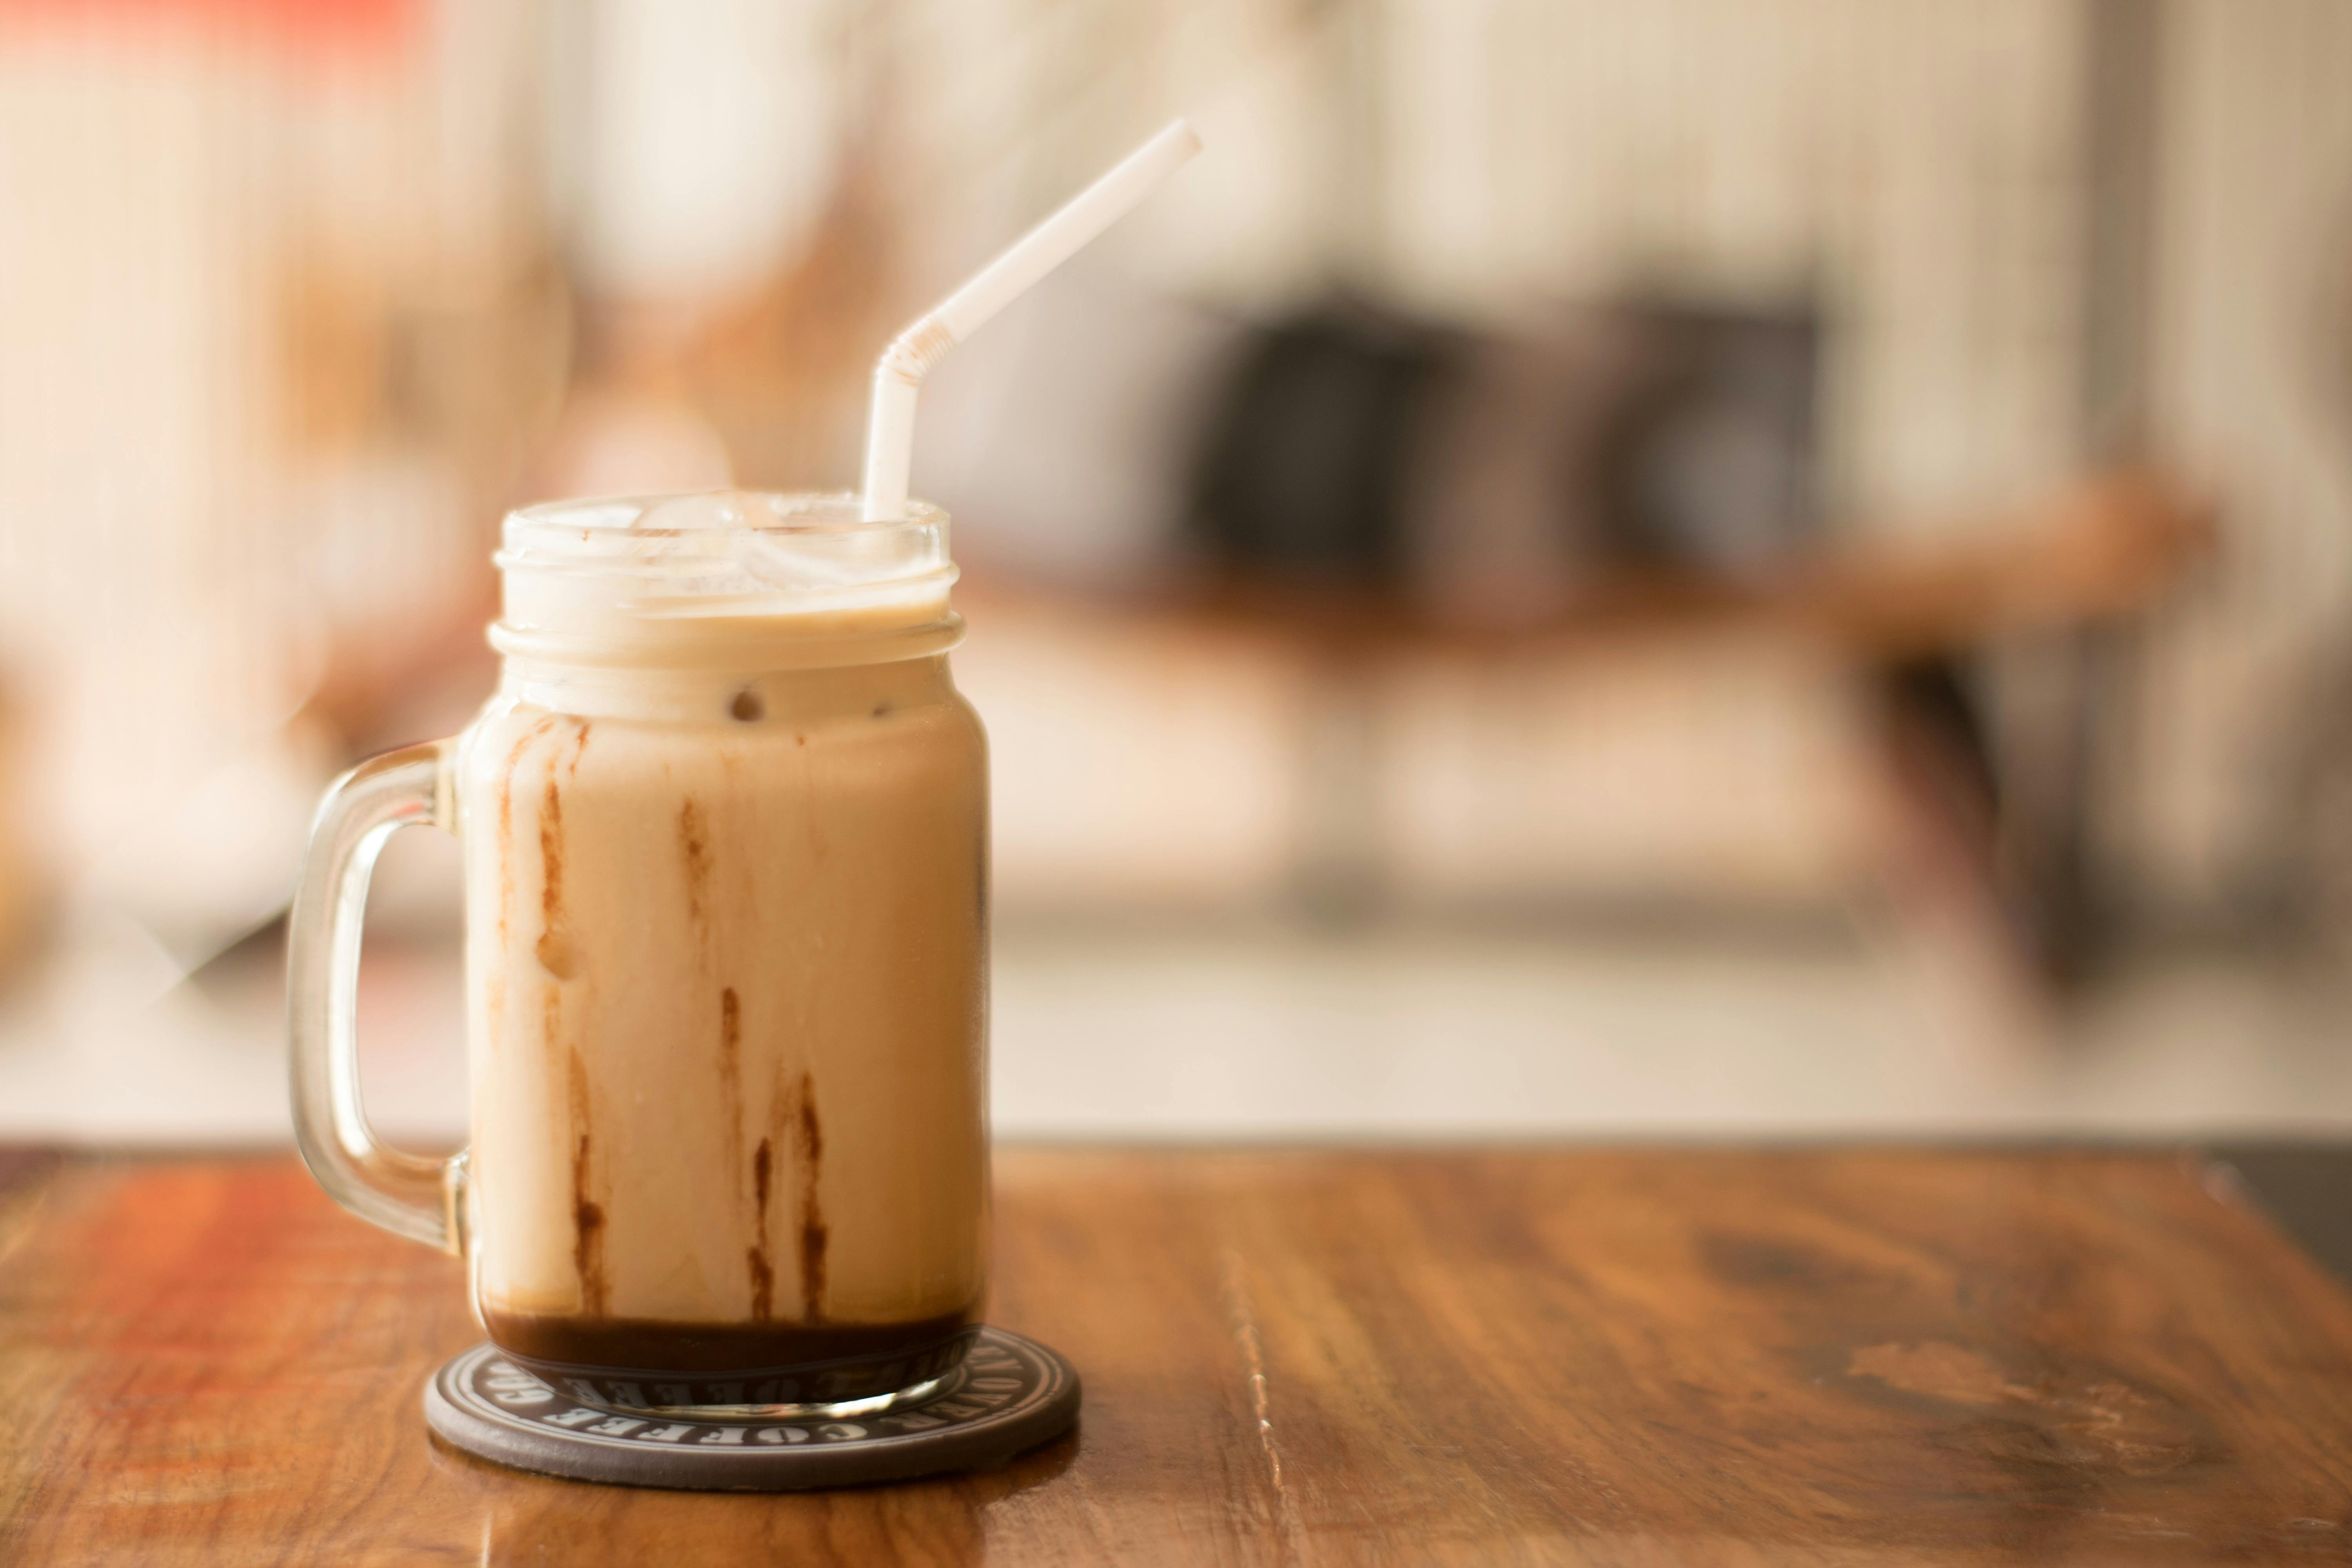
288,493,989,1418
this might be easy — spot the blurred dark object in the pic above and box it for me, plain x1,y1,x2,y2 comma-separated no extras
1187,304,1455,583
1599,302,1820,581
1186,297,1819,604
1399,319,1641,627
1879,656,2003,920
1776,476,2209,985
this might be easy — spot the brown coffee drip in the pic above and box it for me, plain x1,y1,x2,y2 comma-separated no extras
565,1039,607,1314
494,713,557,951
749,1137,775,1319
717,984,742,1171
794,1074,827,1318
535,778,564,966
677,799,710,928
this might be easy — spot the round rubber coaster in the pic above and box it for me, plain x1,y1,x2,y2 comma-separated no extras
424,1326,1080,1491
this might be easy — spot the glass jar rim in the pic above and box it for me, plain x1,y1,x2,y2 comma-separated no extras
492,490,960,669
497,491,949,578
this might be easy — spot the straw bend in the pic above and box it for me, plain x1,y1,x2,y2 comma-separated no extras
861,120,1202,522
876,318,960,392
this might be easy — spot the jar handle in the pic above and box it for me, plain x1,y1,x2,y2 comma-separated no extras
287,740,468,1254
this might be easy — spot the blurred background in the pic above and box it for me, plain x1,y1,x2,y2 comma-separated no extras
0,0,2347,1146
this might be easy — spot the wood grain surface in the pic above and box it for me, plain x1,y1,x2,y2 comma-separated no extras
3,1148,2351,1565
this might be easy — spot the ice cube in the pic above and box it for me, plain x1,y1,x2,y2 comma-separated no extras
733,531,864,590
633,492,750,532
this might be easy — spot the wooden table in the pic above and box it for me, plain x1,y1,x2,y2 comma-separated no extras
4,1147,2350,1564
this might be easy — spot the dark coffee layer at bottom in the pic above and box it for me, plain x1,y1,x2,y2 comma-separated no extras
484,1308,980,1410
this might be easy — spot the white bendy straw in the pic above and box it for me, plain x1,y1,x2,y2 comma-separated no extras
859,120,1202,522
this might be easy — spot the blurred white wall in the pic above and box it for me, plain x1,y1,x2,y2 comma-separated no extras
0,3,545,956
549,0,842,305
2135,0,2352,913
1373,0,2090,533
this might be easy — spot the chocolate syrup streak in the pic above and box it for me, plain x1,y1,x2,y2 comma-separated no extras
539,733,611,1315
677,799,710,929
794,1073,827,1320
717,985,742,1153
495,714,557,948
749,1136,775,1320
534,776,568,976
538,780,562,915
566,1047,608,1314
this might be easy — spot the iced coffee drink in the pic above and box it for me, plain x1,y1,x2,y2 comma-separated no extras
453,492,987,1411
289,126,1196,1440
